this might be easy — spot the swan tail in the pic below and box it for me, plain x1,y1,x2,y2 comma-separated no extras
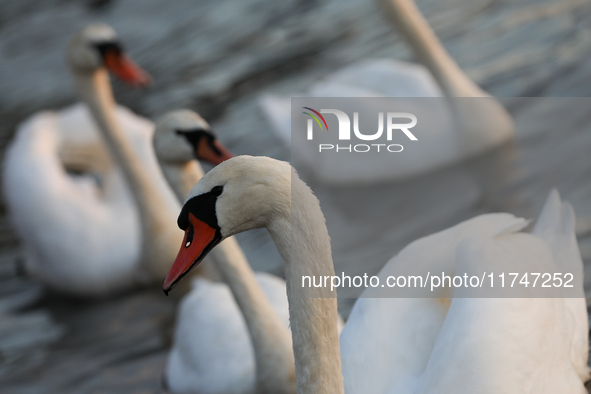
532,190,582,278
533,190,589,382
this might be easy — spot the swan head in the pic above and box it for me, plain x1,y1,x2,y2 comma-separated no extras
163,155,291,294
153,110,233,165
66,23,151,86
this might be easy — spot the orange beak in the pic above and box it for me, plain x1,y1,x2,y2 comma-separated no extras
197,138,234,166
103,50,152,87
163,213,222,294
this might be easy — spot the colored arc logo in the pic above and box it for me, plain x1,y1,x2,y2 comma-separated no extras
302,107,329,131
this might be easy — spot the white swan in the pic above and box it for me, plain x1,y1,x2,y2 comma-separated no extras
153,110,296,394
259,0,513,184
340,189,589,393
65,24,188,285
2,24,158,296
163,156,588,393
2,24,217,296
163,156,343,393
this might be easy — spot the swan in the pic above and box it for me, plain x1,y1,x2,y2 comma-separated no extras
163,156,343,393
2,24,155,295
65,23,188,285
162,156,588,393
2,24,224,296
258,0,513,184
339,189,589,393
152,110,296,394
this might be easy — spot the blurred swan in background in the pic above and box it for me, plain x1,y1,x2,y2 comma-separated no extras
3,24,155,296
259,0,513,184
162,156,587,393
153,110,296,394
3,24,218,296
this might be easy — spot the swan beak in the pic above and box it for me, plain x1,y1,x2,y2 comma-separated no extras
163,213,222,294
197,139,234,165
103,51,152,87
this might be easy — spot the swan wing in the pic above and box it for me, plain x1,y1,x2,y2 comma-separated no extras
166,278,256,394
416,229,586,394
2,106,141,295
340,213,528,393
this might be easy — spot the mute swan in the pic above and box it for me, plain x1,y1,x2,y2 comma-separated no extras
2,24,225,296
163,156,588,393
259,0,513,184
153,110,296,394
163,156,342,393
2,24,154,296
339,190,589,393
65,24,186,284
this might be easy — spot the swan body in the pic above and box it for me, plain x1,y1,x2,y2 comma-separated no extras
162,156,588,394
166,273,290,394
3,104,140,295
340,190,589,393
259,0,513,184
2,102,177,295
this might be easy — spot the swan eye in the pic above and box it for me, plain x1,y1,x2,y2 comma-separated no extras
211,185,223,196
176,129,218,151
94,41,123,57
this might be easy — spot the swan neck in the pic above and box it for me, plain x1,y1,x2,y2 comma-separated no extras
158,160,204,203
72,69,155,204
379,0,487,97
73,69,180,278
267,176,344,394
211,238,297,393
